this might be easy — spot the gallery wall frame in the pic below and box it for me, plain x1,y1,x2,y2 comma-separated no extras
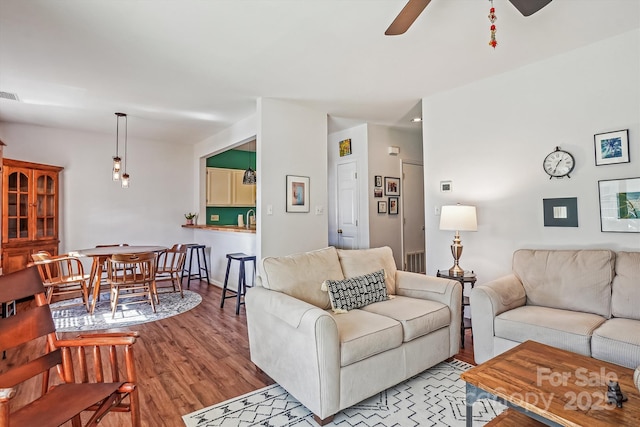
388,197,399,215
594,129,630,166
378,201,387,213
384,177,400,196
543,197,578,227
286,175,310,213
375,175,382,187
598,177,640,233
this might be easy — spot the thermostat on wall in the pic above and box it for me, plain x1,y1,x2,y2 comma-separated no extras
440,181,452,192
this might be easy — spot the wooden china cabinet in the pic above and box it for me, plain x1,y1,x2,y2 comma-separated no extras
1,158,63,274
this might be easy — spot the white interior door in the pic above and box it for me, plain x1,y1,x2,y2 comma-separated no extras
336,161,358,249
402,161,425,272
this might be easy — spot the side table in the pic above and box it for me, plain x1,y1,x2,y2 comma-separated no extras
436,270,476,349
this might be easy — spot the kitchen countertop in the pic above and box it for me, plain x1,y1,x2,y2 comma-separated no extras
182,224,256,234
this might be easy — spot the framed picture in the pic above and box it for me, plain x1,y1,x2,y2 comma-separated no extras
384,177,400,196
339,139,352,157
374,188,383,198
543,197,578,227
594,129,630,166
377,201,387,213
286,175,310,213
440,180,452,192
598,177,640,233
388,197,399,215
374,175,382,187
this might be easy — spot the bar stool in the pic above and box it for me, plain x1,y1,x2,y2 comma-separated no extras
221,253,256,315
180,244,210,289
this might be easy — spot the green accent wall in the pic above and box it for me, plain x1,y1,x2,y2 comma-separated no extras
206,150,257,225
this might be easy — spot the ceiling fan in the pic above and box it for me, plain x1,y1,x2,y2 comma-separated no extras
385,0,553,35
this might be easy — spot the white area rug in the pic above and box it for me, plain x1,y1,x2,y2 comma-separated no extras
182,359,505,427
50,290,202,332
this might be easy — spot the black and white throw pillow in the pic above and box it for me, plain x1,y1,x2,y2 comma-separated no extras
322,269,388,313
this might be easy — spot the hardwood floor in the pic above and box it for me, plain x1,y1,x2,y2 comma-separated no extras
3,280,476,427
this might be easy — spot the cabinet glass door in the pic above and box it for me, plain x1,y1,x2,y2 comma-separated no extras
35,172,56,239
7,170,30,239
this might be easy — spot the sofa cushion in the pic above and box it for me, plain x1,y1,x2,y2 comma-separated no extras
259,247,344,309
330,309,403,367
337,247,397,294
361,296,450,342
611,251,640,320
512,249,615,318
592,318,640,369
494,305,606,356
322,270,388,313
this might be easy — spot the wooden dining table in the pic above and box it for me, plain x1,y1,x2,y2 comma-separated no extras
69,245,167,314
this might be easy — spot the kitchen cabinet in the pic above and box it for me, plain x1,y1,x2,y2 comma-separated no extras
2,158,63,274
206,167,256,207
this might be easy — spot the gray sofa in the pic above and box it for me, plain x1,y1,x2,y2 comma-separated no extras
245,246,461,424
471,249,640,368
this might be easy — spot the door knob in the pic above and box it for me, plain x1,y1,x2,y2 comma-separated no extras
337,229,343,234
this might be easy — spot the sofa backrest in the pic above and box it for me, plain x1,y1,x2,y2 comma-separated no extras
259,246,344,309
512,249,615,318
612,251,640,320
336,246,397,294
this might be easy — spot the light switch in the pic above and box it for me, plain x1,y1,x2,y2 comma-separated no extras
434,206,441,216
267,204,273,215
315,205,324,215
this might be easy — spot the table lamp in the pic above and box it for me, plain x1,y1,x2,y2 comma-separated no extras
439,204,477,276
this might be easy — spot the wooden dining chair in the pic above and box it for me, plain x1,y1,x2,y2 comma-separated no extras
92,244,130,296
31,252,91,311
106,252,157,318
155,244,187,298
0,266,141,427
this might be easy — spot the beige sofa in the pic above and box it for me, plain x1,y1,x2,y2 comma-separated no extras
471,249,640,369
245,246,461,424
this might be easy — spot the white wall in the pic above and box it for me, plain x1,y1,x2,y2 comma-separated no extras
0,123,194,254
423,29,640,283
328,124,370,249
367,124,423,267
257,98,329,258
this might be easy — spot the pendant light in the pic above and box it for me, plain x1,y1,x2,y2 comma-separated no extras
120,113,130,188
242,167,256,185
112,112,125,180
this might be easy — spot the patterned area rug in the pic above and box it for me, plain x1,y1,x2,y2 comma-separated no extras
50,290,202,332
182,359,505,427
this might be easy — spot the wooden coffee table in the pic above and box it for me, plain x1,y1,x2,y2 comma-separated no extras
461,340,640,426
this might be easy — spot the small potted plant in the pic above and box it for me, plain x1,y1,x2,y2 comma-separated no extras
184,212,196,225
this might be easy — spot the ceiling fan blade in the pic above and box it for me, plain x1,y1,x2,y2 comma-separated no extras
385,0,432,36
508,0,553,17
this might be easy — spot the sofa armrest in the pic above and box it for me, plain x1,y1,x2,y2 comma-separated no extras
245,286,340,419
395,270,462,357
470,274,526,364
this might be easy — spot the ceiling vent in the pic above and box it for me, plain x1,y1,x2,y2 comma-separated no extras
0,91,20,101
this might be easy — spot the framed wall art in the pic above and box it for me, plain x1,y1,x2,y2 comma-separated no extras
598,177,640,233
543,197,578,227
339,139,352,157
286,175,310,213
374,188,383,198
377,201,387,213
374,175,382,187
388,197,399,215
594,129,630,166
384,177,400,196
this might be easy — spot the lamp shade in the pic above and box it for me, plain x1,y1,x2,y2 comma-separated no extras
439,205,477,231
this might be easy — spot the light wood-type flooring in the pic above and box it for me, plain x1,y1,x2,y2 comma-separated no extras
2,280,476,427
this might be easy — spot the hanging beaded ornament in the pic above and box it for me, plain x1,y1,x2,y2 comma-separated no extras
488,0,497,48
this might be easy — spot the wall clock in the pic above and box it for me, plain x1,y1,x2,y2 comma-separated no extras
543,146,575,179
